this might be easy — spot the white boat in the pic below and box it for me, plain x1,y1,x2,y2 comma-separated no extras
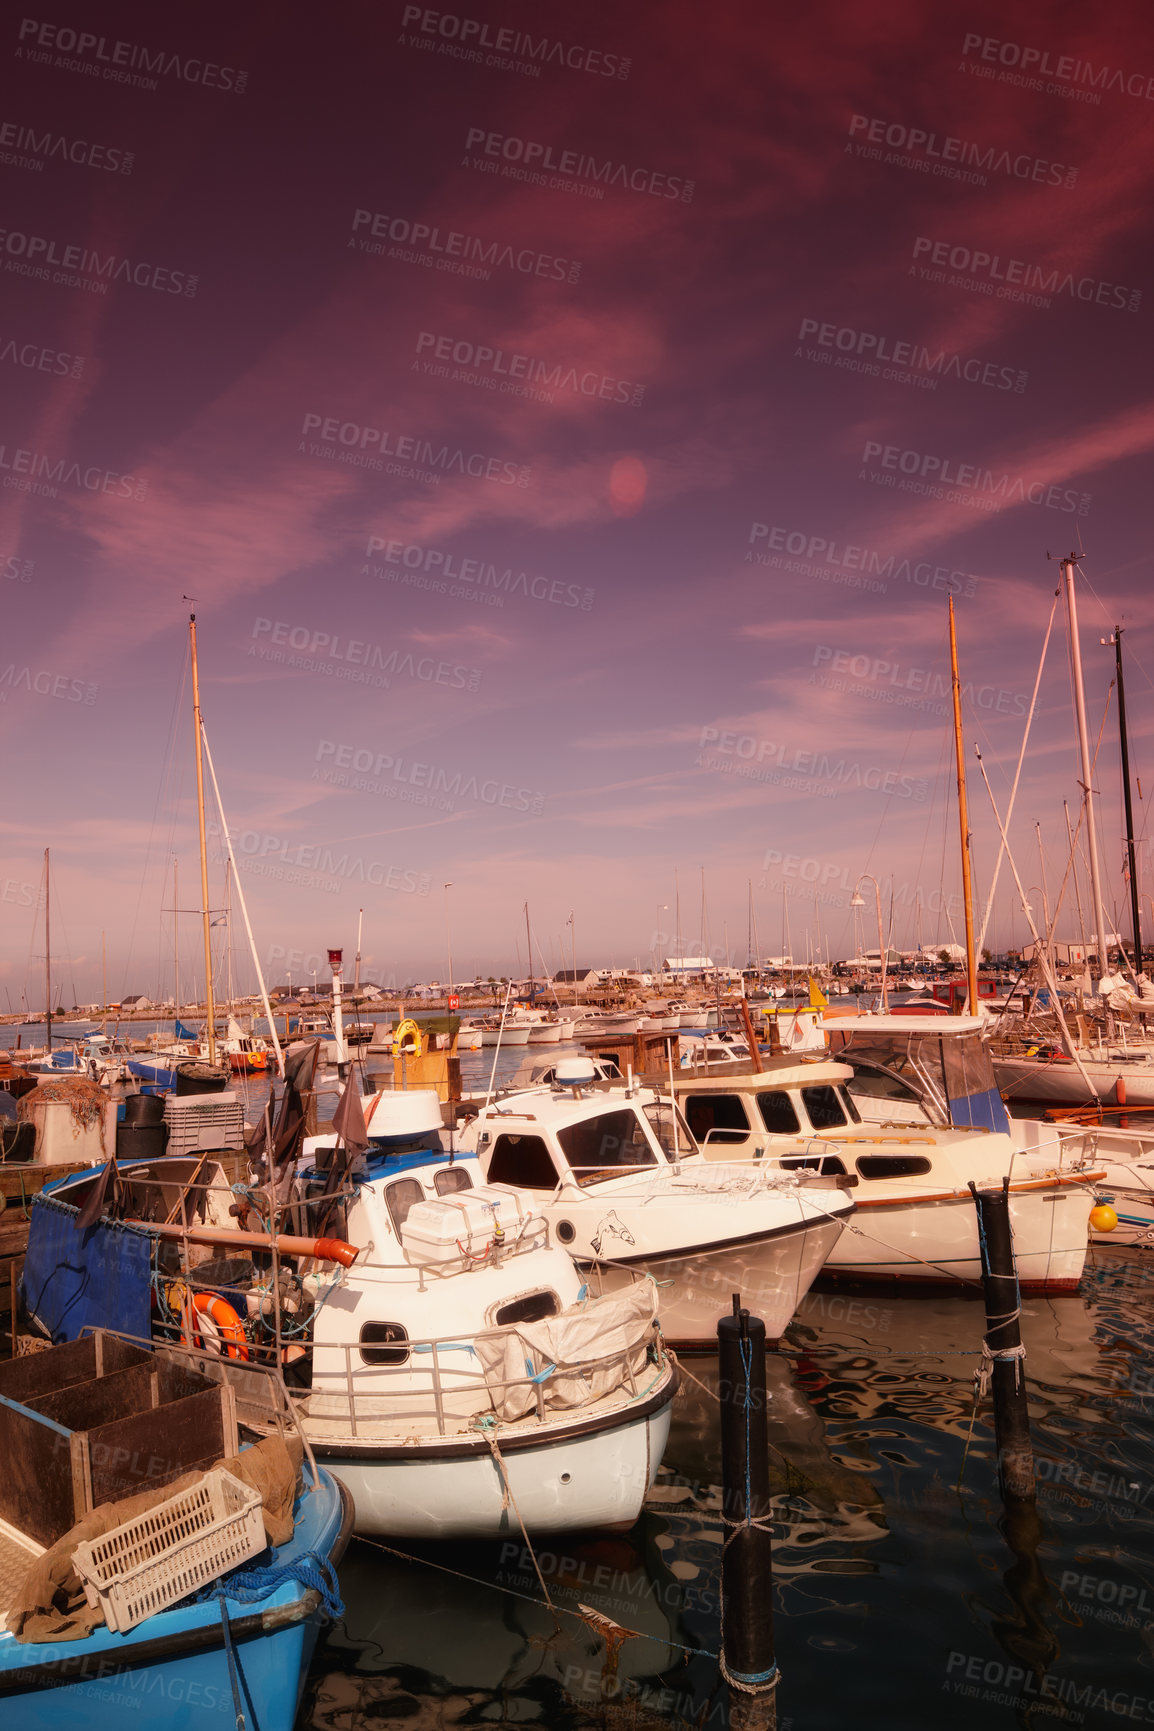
826,1014,1154,1249
39,1095,678,1541
454,1019,486,1051
670,1049,1101,1291
991,1044,1154,1106
678,1031,753,1070
457,1057,854,1348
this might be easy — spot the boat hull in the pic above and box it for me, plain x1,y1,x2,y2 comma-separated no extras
0,1470,352,1729
993,1055,1154,1105
309,1377,675,1538
591,1215,846,1347
822,1183,1094,1290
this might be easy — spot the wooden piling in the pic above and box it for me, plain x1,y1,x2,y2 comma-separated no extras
718,1294,777,1724
969,1180,1035,1501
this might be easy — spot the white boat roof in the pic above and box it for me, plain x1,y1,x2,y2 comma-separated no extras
826,1014,987,1035
671,1055,852,1089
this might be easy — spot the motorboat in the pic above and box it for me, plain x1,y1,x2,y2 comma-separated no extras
825,1014,1154,1249
26,1091,678,1541
670,1050,1102,1291
678,1031,754,1070
457,1057,854,1348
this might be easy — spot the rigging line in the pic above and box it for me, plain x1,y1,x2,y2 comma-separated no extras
974,592,1059,959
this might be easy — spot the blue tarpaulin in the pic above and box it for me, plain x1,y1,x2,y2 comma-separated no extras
20,1192,153,1344
175,1018,197,1041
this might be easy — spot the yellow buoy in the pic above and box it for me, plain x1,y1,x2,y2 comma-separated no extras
1089,1203,1119,1233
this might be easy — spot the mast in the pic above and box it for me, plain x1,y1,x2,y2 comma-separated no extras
173,857,180,1019
1061,556,1111,977
101,928,107,1034
524,901,533,1003
354,907,364,994
189,615,217,1065
44,847,51,1049
1110,626,1143,977
948,597,979,1013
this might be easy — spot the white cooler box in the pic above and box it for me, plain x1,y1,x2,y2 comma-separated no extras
401,1185,540,1263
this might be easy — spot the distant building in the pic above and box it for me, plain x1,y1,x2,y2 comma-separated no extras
554,967,602,987
1021,939,1089,966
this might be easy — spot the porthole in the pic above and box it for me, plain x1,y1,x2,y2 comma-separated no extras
556,1219,575,1244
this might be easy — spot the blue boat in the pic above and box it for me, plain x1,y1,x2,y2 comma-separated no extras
0,1330,352,1729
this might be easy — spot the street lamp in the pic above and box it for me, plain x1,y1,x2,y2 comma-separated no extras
850,874,888,1012
443,883,454,1003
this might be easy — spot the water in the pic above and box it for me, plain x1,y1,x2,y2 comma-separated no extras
299,1247,1154,1730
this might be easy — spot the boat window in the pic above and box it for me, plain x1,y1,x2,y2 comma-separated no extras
838,1088,862,1123
491,1290,560,1327
385,1178,426,1235
487,1133,561,1190
359,1321,409,1365
643,1100,699,1158
682,1094,750,1146
855,1154,933,1179
756,1092,801,1134
557,1109,658,1181
778,1153,849,1176
847,1064,920,1102
801,1085,848,1130
434,1166,473,1195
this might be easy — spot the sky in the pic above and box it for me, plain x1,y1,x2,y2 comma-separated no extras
2,0,1153,1006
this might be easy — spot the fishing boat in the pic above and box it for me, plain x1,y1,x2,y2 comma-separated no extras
0,1329,351,1730
457,1055,854,1348
670,1050,1102,1290
23,1083,678,1541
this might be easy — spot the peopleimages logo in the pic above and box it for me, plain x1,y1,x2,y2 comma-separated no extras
847,113,1077,189
299,412,531,488
796,316,1026,392
910,236,1142,313
364,537,594,611
812,644,1027,716
0,116,133,173
961,32,1154,103
15,18,248,93
400,9,630,80
0,334,83,376
747,524,979,598
463,127,694,202
414,331,645,407
0,441,145,501
0,225,197,296
351,208,581,284
860,440,1091,516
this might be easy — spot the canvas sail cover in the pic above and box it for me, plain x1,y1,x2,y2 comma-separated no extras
473,1280,660,1421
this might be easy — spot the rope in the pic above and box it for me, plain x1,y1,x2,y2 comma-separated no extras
355,1533,720,1662
974,1339,1028,1399
472,1417,560,1627
216,1590,248,1731
208,1549,345,1620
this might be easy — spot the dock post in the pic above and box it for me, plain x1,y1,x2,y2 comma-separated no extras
718,1294,777,1727
969,1180,1035,1500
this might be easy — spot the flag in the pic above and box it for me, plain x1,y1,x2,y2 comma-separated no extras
332,1078,369,1154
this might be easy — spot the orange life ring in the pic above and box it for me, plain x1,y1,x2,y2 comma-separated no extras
189,1291,249,1361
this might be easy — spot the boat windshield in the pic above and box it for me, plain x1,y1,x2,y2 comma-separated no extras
558,1108,659,1182
643,1099,699,1160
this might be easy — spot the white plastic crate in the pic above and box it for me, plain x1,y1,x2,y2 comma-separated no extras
72,1469,265,1632
401,1186,539,1262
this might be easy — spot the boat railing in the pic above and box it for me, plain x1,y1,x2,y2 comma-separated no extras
314,1312,665,1439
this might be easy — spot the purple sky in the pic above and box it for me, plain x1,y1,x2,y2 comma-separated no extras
2,0,1153,1004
